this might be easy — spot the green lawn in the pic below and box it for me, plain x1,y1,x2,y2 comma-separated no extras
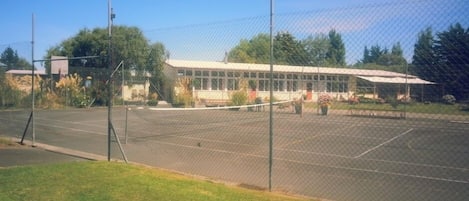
0,161,313,201
305,101,469,115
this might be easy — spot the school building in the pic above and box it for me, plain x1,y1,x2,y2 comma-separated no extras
163,59,433,103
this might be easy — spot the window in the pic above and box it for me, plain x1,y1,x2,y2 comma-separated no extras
227,79,239,90
202,78,209,90
194,78,202,90
259,80,270,91
324,75,349,93
274,80,279,91
177,70,184,76
279,80,285,91
193,70,211,90
211,78,224,90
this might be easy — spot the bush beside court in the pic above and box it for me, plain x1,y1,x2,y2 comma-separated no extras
0,161,313,201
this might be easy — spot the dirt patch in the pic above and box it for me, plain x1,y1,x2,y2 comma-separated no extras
0,137,20,148
237,183,267,191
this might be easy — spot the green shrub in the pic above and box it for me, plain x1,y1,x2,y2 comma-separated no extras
173,93,193,107
147,99,159,106
385,96,399,109
442,94,456,105
230,91,247,106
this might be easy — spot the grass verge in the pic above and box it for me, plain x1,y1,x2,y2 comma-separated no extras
0,136,18,147
0,161,313,201
305,101,469,115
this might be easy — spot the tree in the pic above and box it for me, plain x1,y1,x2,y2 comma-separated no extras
273,32,308,65
368,45,384,63
376,43,406,66
228,32,308,66
412,23,469,101
326,29,346,67
391,42,403,57
228,30,345,67
302,34,331,66
359,43,407,72
228,33,270,64
411,27,435,78
45,26,158,71
147,42,169,98
362,46,372,64
434,23,469,100
45,25,169,103
0,47,19,70
0,47,32,70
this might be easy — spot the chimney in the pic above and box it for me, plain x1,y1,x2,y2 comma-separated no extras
223,51,228,64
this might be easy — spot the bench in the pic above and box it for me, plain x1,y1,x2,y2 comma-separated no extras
274,102,294,112
200,99,229,107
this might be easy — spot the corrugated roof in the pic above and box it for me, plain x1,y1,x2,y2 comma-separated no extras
357,76,434,84
165,59,415,78
6,69,47,75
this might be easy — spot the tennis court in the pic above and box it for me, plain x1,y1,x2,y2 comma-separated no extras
1,107,468,201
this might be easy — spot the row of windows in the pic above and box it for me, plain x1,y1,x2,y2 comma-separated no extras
178,69,349,92
177,69,350,81
191,78,349,93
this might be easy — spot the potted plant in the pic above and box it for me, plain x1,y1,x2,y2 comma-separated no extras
293,98,303,114
318,94,332,115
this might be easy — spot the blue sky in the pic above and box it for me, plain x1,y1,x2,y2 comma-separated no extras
0,0,467,69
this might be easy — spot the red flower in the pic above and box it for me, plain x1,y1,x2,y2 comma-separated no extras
319,94,332,107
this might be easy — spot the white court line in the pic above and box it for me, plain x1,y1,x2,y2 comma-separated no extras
449,120,469,124
354,128,414,158
154,139,469,184
276,147,469,172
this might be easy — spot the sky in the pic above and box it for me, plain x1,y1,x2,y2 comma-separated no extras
0,0,468,69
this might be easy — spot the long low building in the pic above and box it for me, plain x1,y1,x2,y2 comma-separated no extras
163,59,433,103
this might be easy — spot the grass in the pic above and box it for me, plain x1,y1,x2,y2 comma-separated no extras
0,136,18,147
0,161,313,201
305,101,469,115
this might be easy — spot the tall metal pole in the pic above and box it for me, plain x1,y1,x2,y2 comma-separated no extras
404,62,408,119
268,0,274,192
31,13,36,147
107,0,113,161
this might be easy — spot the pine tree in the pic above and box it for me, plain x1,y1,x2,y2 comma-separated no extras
326,29,346,67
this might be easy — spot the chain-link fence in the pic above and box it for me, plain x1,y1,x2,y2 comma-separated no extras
0,42,34,109
1,1,469,201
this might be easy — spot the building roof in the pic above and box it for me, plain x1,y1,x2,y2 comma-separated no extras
165,59,417,78
6,69,47,75
357,76,434,85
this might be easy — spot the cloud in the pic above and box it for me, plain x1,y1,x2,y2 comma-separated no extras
276,0,463,36
279,5,398,34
